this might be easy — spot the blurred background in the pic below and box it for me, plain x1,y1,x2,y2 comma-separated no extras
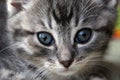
106,2,120,64
113,1,120,39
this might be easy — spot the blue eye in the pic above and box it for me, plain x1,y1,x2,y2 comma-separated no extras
37,32,55,46
75,28,92,44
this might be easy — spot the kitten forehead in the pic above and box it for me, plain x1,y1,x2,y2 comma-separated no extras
24,0,116,30
10,0,117,32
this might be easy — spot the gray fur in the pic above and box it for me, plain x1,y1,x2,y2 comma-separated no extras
0,0,28,80
3,0,120,80
0,0,22,71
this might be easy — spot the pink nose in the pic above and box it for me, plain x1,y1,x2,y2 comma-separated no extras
60,59,73,68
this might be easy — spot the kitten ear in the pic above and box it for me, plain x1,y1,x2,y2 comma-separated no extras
7,0,29,17
10,2,22,11
104,0,118,8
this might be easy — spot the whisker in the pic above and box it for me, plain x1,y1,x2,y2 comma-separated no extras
33,68,47,80
86,62,113,73
79,0,91,16
80,0,95,16
83,4,104,17
82,15,99,21
84,56,114,73
0,42,23,53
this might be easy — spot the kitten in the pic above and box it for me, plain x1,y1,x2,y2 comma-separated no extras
7,0,119,80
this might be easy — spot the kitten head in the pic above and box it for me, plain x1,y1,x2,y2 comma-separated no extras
8,0,117,77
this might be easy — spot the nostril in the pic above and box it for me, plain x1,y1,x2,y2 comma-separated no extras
60,60,73,68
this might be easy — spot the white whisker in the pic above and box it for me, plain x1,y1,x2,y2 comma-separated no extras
0,42,23,53
80,0,95,16
84,4,104,17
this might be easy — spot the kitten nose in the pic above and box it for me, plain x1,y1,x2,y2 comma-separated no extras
60,59,73,68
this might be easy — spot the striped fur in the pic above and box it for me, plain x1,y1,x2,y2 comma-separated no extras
3,0,120,80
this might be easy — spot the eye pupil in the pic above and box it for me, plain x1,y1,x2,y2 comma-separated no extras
80,32,87,38
37,32,54,46
75,28,92,44
42,35,47,41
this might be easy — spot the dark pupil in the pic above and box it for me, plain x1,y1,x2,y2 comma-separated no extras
75,29,92,44
37,32,54,46
42,35,47,41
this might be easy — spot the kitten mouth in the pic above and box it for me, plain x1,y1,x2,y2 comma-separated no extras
44,61,78,76
61,69,71,73
54,68,77,76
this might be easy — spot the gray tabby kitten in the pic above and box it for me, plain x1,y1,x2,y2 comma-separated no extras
7,0,119,80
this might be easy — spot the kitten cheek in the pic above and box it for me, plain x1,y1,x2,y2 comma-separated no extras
17,37,34,55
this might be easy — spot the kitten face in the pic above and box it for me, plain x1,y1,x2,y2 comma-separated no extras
8,0,117,77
